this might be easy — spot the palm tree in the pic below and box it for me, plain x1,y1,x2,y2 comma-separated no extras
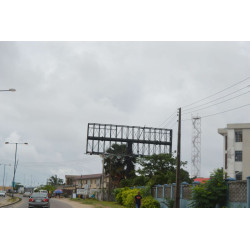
48,175,63,186
104,144,136,187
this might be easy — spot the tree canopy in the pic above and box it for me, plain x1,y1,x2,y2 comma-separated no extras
104,144,136,187
136,153,191,186
47,175,64,186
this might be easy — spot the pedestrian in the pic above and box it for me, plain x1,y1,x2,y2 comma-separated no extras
134,191,142,208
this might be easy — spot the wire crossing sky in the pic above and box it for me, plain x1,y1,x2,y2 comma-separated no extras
1,41,250,184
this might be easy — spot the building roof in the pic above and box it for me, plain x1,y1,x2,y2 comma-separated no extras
193,178,210,183
218,123,250,135
67,174,103,180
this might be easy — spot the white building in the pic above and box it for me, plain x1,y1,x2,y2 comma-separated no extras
218,123,250,180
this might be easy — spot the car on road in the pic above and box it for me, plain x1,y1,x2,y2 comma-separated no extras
28,193,50,208
23,192,31,197
0,190,6,197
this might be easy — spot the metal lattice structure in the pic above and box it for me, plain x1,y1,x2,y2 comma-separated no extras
86,123,172,156
191,116,201,178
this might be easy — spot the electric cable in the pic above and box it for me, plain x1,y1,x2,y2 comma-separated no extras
182,103,250,121
158,110,177,127
182,76,250,109
182,90,250,115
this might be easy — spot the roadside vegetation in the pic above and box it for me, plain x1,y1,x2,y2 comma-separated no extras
189,168,227,208
114,186,160,208
70,198,125,208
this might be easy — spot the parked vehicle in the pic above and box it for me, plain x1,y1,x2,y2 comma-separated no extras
39,190,48,195
28,193,50,208
0,191,6,197
23,192,32,197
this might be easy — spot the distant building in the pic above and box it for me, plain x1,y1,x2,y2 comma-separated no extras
64,174,110,198
65,174,109,189
193,178,210,183
218,123,250,180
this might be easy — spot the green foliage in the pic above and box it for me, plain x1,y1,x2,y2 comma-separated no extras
140,185,151,197
190,168,227,208
114,187,159,208
122,189,139,208
119,175,149,188
47,175,63,186
141,196,160,208
165,198,175,208
104,144,137,187
136,153,191,186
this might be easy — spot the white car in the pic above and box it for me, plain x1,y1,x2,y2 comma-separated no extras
0,191,6,197
23,192,31,197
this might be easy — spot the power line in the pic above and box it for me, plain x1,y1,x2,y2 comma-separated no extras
158,110,177,127
182,76,250,109
201,103,250,119
182,90,250,115
182,103,250,121
183,85,250,112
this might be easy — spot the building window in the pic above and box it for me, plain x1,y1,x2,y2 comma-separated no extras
235,151,242,162
235,130,242,142
235,171,242,180
225,136,227,150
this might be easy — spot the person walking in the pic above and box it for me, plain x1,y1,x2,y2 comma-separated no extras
135,191,142,208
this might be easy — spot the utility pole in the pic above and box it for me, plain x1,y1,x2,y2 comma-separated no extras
175,107,181,208
108,160,111,201
101,156,105,201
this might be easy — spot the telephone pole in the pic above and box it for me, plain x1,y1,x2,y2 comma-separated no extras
175,107,181,208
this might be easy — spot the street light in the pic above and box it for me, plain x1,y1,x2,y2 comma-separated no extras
0,88,16,92
0,163,11,191
5,142,28,196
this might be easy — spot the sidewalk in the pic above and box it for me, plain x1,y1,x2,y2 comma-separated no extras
53,197,95,208
0,195,20,207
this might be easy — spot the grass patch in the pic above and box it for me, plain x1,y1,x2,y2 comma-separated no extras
70,198,125,208
7,197,19,203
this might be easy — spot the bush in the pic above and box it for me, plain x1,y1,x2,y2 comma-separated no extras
141,196,160,208
189,168,227,208
114,187,129,204
114,186,160,208
165,198,175,208
122,189,138,207
140,185,151,197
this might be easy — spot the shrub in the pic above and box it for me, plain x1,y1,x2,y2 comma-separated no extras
189,168,227,208
165,198,175,208
114,187,129,205
140,185,151,197
114,186,160,208
141,196,160,208
122,189,138,207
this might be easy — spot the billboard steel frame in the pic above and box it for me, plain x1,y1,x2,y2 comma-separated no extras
86,123,172,156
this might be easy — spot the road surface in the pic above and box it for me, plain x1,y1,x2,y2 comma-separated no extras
5,196,72,208
4,195,94,208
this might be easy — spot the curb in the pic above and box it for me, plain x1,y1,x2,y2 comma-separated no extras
0,197,22,208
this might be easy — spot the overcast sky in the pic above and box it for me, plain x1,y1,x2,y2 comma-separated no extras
1,41,250,186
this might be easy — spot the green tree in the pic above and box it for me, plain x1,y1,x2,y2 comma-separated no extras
190,168,227,208
104,144,136,187
137,153,190,186
47,175,64,186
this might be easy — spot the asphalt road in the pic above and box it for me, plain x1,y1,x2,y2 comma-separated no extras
5,195,73,208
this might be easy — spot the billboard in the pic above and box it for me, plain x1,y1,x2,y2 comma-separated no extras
86,123,172,156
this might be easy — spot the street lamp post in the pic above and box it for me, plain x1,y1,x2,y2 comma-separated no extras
0,164,11,191
5,142,28,196
0,89,16,92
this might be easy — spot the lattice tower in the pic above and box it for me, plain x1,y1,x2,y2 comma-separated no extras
191,116,201,178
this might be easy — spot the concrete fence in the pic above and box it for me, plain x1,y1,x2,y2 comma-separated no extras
152,177,250,208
